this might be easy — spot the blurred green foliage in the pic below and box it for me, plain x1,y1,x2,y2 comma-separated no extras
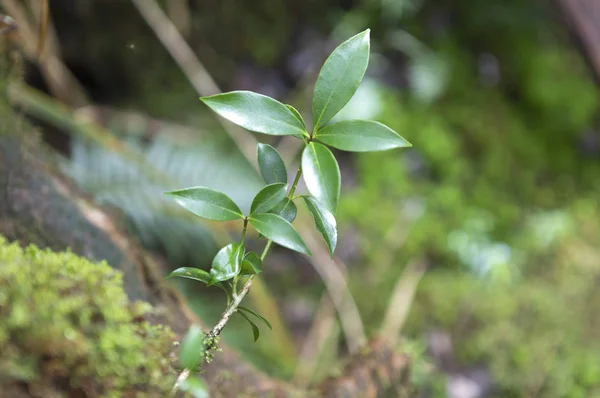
337,4,600,395
0,237,179,397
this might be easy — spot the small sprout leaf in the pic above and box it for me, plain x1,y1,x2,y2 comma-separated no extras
257,143,288,184
238,310,261,341
250,183,287,215
270,197,297,223
241,252,263,275
210,243,244,282
239,306,273,330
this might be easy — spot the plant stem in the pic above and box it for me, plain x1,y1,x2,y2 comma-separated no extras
208,275,255,338
174,166,304,390
289,165,302,196
209,165,302,337
240,217,248,244
260,241,272,261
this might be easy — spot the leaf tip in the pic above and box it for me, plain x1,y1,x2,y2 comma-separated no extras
199,95,218,105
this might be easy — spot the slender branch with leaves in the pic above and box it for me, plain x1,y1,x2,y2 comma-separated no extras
166,29,412,395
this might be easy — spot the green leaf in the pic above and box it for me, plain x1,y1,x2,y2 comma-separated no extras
200,91,306,137
179,325,205,369
302,142,341,214
257,143,288,185
314,120,412,152
168,267,212,284
249,213,310,255
270,197,297,223
165,187,244,221
241,252,263,275
286,104,306,129
180,377,210,398
239,306,273,330
312,29,370,129
303,196,338,257
250,183,287,215
238,310,261,341
210,243,244,282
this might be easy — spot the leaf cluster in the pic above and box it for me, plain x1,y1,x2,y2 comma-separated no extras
165,29,411,357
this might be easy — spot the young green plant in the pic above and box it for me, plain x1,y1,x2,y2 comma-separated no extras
166,29,412,392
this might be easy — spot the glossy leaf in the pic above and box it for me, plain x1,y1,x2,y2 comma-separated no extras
200,91,306,136
315,120,412,152
312,29,370,129
179,325,205,369
238,310,261,341
168,267,212,284
303,196,338,257
250,183,287,215
210,243,244,282
180,377,209,398
302,142,341,214
241,252,263,275
239,306,273,330
286,104,306,129
257,143,288,184
165,187,243,221
270,197,297,223
249,213,310,255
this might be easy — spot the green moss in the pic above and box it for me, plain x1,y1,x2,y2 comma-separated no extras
0,236,178,397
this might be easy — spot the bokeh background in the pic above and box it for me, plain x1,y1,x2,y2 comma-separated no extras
2,0,600,396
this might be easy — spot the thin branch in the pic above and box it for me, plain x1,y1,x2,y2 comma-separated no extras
172,368,190,395
209,276,256,338
300,227,366,353
247,277,298,363
293,294,338,385
380,259,428,344
374,202,426,343
167,0,191,37
35,0,48,58
130,0,259,167
2,0,89,107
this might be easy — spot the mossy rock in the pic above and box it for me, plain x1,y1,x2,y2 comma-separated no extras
0,236,179,397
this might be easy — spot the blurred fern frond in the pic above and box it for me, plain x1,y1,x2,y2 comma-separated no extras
63,106,264,268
